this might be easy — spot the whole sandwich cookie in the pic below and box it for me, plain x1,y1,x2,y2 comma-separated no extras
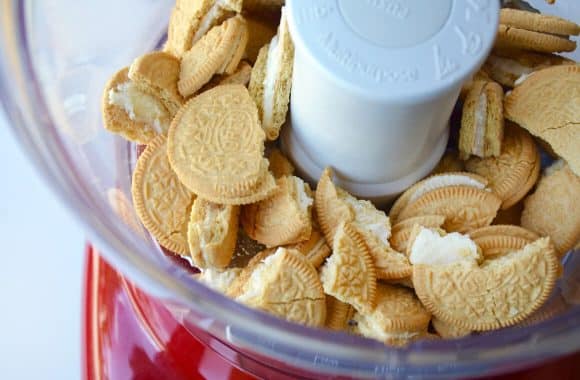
165,0,242,58
466,123,540,210
167,84,276,205
131,136,197,256
390,171,489,224
103,67,173,143
504,65,580,177
178,15,249,97
483,48,573,88
249,6,294,140
500,8,580,36
187,198,240,269
459,80,504,159
522,161,580,256
495,9,580,53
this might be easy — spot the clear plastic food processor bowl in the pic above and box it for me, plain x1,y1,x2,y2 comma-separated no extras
1,1,580,378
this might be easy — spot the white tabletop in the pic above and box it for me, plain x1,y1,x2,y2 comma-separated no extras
0,109,84,379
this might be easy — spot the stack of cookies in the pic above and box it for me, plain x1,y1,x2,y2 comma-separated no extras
101,1,580,346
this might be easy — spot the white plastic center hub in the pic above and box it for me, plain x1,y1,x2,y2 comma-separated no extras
337,0,452,48
282,0,499,205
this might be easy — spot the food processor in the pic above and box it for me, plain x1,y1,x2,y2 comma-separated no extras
1,0,580,378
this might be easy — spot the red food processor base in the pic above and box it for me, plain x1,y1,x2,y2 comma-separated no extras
82,246,580,380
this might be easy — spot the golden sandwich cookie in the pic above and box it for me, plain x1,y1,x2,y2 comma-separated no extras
235,247,326,327
459,80,504,159
390,172,488,224
131,136,196,256
165,0,242,58
352,283,431,346
483,48,573,88
315,168,409,280
103,67,172,143
167,84,276,205
522,161,580,256
495,9,580,53
188,198,240,269
504,65,580,176
320,222,377,313
413,238,559,331
241,175,313,247
248,6,294,140
466,123,540,210
397,185,501,233
178,15,249,97
128,51,184,115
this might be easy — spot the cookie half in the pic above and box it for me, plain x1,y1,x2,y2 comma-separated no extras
466,123,540,209
459,80,504,159
353,283,431,346
287,227,331,269
325,295,355,331
522,161,580,256
188,198,240,269
397,186,501,233
413,237,559,331
103,67,171,143
248,6,294,140
128,51,183,115
178,15,249,97
235,247,326,327
320,223,377,313
165,0,242,57
167,84,276,205
504,65,580,176
241,175,313,247
483,48,573,88
131,136,196,256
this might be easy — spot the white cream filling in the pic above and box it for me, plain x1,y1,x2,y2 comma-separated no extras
410,227,480,265
341,191,391,244
473,91,488,157
236,250,280,303
356,315,420,341
514,72,534,86
409,175,487,204
108,81,167,133
293,177,313,214
488,55,532,79
545,159,565,176
198,268,241,293
262,7,288,127
262,35,280,127
307,238,327,256
199,203,223,246
192,0,226,43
